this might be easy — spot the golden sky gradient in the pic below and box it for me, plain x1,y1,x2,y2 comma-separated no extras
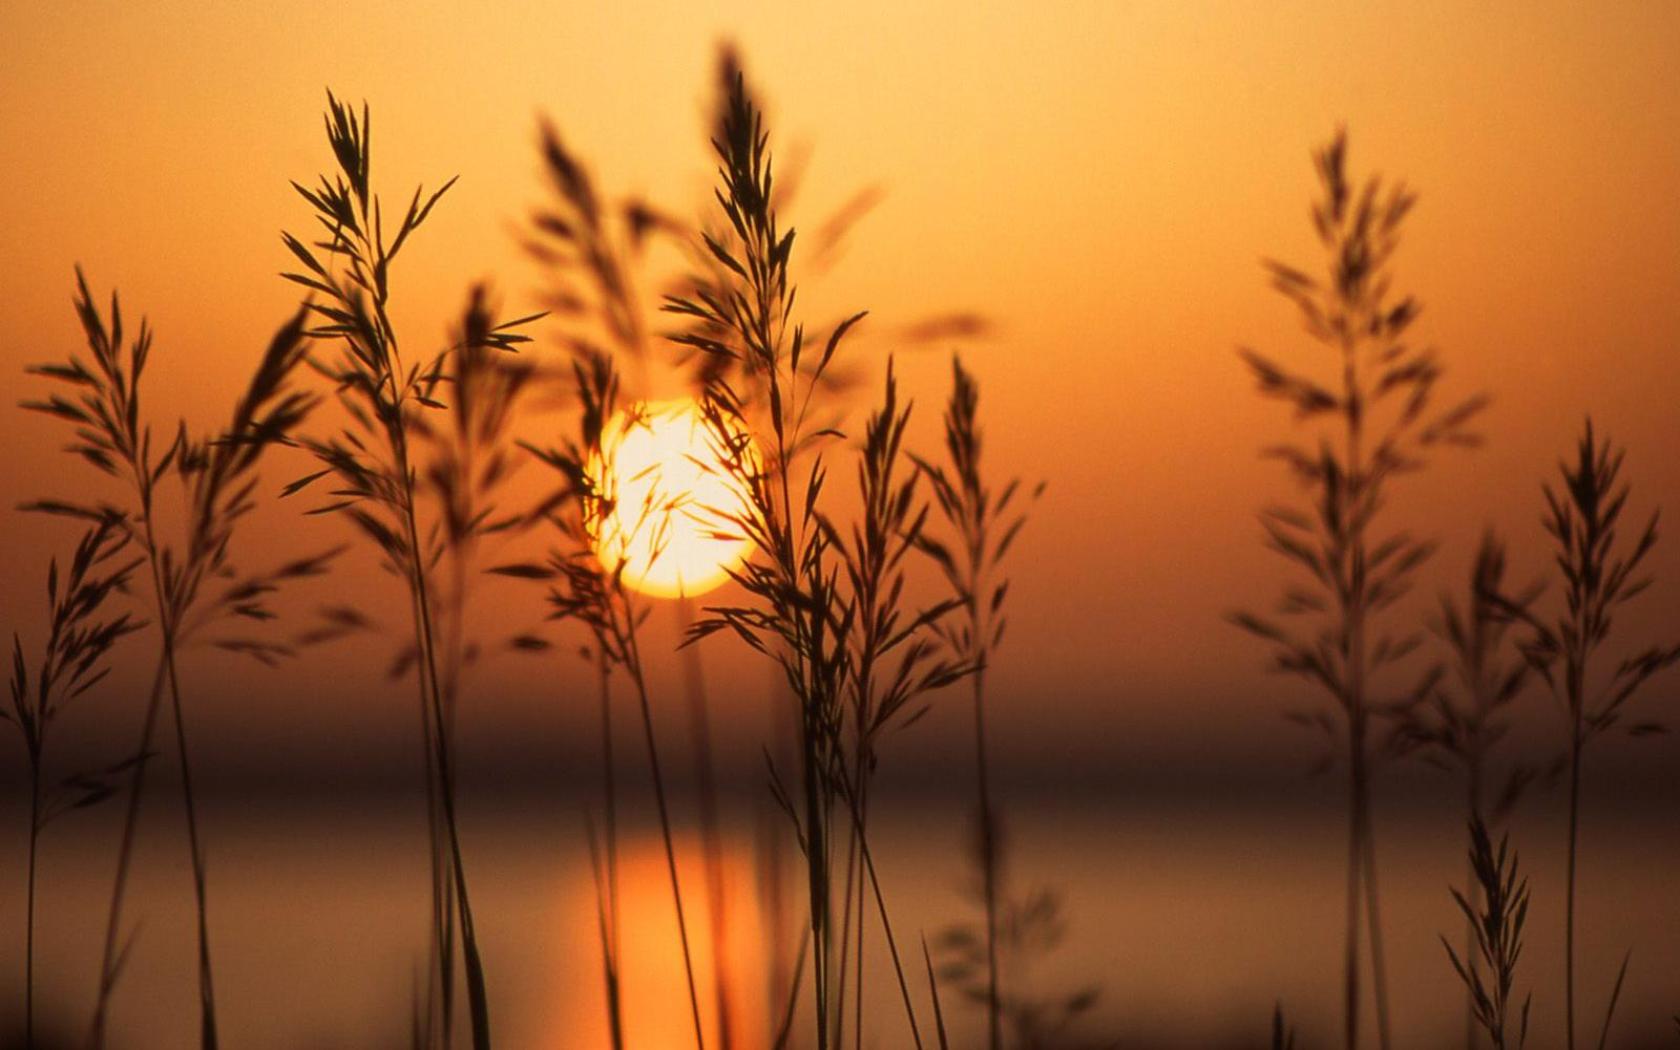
3,2,1679,768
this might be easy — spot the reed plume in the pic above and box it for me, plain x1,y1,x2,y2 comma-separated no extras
672,66,962,1050
5,515,142,1049
513,115,707,1050
913,354,1041,1050
500,365,711,1050
669,66,855,1050
24,271,321,1050
1441,818,1531,1050
421,288,537,724
1396,531,1541,1049
1487,419,1679,1050
1229,130,1486,1050
826,360,969,1050
280,92,536,1050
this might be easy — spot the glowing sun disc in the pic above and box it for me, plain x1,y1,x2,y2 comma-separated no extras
588,399,752,598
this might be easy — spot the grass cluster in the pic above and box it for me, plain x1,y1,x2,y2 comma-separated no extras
1234,135,1679,1050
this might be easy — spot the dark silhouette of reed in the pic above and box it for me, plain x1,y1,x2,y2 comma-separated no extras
513,114,708,1050
923,936,952,1050
5,515,142,1049
1486,419,1679,1050
678,600,736,1050
280,93,536,1050
421,287,539,1050
1230,130,1486,1050
671,65,966,1050
501,362,711,1050
1397,531,1542,1049
913,354,1042,1050
24,272,321,1050
827,361,970,1050
670,66,855,1050
423,287,538,726
1441,819,1531,1050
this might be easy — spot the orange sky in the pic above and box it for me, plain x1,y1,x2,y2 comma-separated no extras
3,2,1679,774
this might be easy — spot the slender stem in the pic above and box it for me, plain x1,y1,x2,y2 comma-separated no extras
1342,340,1365,1050
1345,723,1364,1050
834,768,923,1050
410,577,451,1050
1565,729,1581,1050
1339,332,1391,1050
678,596,734,1050
1465,758,1484,1050
620,611,706,1050
800,697,830,1050
852,771,869,1050
26,759,40,1050
433,528,474,1047
972,666,1001,1050
768,387,827,1050
136,497,219,1050
1360,785,1393,1050
88,657,170,1050
770,928,811,1050
161,647,218,1050
761,664,793,1041
400,471,491,1050
859,835,922,1050
596,650,623,1047
585,814,624,1050
832,807,858,1050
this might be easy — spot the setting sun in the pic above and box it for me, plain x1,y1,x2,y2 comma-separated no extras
589,399,753,598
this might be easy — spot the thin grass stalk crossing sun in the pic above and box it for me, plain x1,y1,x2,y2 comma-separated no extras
588,401,754,599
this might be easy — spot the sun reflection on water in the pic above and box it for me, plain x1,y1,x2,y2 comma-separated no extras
551,831,773,1050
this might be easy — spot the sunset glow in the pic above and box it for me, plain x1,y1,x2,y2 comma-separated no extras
4,4,1680,1047
589,400,753,598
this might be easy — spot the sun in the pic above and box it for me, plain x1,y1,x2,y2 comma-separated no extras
588,399,754,599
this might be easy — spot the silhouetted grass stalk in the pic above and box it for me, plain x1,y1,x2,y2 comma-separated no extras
143,510,217,1050
1442,818,1531,1050
26,272,318,1050
624,602,708,1049
5,517,141,1050
672,70,958,1050
1398,532,1539,1050
589,647,624,1050
1487,420,1679,1050
912,356,1039,1050
87,657,168,1050
678,595,737,1050
281,95,536,1050
669,71,847,1050
1232,131,1485,1050
518,116,711,1047
505,358,707,1050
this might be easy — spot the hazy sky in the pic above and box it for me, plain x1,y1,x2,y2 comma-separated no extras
3,2,1678,781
